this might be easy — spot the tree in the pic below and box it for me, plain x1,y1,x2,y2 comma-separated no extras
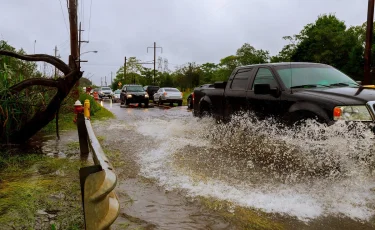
200,62,218,84
0,41,82,143
270,36,298,62
111,57,142,88
79,77,92,87
236,43,270,65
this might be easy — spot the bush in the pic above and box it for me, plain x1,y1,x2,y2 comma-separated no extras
79,94,102,115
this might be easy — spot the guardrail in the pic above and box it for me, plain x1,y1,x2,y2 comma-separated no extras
76,102,120,230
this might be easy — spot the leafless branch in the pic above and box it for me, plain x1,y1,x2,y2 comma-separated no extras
0,50,71,75
9,78,59,93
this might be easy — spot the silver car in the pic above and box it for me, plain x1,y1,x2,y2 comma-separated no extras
111,89,121,102
153,87,183,106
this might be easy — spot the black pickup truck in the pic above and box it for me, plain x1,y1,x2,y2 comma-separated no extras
193,62,375,128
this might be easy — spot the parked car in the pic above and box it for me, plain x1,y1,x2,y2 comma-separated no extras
99,86,112,99
153,87,183,106
143,85,160,101
193,62,375,133
112,89,121,103
120,84,149,107
187,84,214,109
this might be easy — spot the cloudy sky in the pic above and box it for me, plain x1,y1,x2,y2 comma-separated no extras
0,0,368,85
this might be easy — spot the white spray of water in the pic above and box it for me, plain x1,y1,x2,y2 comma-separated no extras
133,112,375,221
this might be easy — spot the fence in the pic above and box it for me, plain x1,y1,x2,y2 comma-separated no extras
76,110,120,230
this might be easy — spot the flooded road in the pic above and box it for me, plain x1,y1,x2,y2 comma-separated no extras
98,100,375,229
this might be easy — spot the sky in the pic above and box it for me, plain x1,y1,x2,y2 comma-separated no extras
0,0,369,86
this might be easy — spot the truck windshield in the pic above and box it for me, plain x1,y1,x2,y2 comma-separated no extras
275,65,358,88
127,86,144,92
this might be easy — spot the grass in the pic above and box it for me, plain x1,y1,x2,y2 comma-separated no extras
198,196,285,230
0,150,85,230
41,95,114,135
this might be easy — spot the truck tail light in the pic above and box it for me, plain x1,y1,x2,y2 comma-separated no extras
163,92,167,96
192,92,194,102
333,107,342,120
181,92,183,97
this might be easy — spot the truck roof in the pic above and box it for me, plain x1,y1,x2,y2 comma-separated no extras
239,62,328,68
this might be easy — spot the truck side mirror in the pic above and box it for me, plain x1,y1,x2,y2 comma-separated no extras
254,84,271,94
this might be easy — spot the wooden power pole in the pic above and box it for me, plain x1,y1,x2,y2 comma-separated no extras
124,56,127,83
147,42,162,85
364,0,375,85
68,0,78,68
54,46,58,78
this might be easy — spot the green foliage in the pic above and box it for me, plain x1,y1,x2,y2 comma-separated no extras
0,40,54,143
79,77,92,87
275,14,367,80
111,57,143,89
79,93,101,115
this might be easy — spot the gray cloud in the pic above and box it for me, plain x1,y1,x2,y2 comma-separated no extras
0,0,368,85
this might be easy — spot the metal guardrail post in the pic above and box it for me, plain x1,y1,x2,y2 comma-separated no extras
79,117,120,230
77,113,89,158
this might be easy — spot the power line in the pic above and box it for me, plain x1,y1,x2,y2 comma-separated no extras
88,0,93,41
58,0,69,33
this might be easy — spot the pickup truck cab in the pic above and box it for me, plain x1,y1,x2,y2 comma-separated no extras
193,62,375,128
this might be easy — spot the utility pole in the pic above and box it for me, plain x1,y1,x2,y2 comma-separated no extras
54,46,59,78
105,76,107,86
364,0,375,85
101,77,103,87
147,42,163,85
78,22,89,69
124,56,127,83
111,72,113,85
68,0,78,67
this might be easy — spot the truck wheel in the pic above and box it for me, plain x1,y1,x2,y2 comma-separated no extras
125,99,130,105
145,102,149,108
158,97,163,106
178,101,182,106
120,100,124,105
200,105,211,118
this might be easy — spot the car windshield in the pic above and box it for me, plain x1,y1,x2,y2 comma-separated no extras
101,87,111,90
165,88,180,92
275,65,359,88
127,86,144,92
114,90,121,94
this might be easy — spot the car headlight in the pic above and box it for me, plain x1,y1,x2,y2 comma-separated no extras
127,95,132,98
145,93,149,98
333,105,373,121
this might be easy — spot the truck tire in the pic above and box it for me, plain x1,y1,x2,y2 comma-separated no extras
178,101,182,106
200,104,211,118
145,102,149,108
125,99,130,105
158,97,163,106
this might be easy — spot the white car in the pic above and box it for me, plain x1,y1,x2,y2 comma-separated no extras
111,89,121,102
153,87,183,106
99,87,112,99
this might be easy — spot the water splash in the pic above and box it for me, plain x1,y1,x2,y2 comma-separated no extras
134,111,375,221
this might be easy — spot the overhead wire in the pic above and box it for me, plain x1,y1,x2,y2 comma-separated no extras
88,0,93,41
58,0,69,33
